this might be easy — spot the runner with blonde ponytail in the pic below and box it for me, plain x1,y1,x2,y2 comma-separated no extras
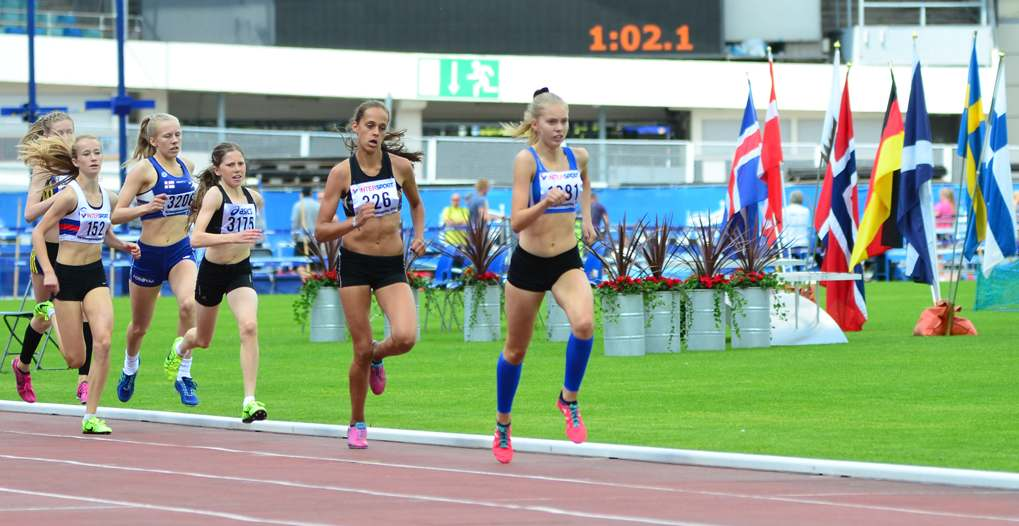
13,112,99,406
111,113,201,407
491,88,597,464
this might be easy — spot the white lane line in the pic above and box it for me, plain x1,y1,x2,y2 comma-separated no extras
0,487,335,526
6,429,1019,523
0,454,719,526
0,504,129,512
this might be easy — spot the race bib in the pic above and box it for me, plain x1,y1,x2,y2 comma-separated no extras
221,202,257,234
538,170,581,213
162,191,195,217
75,207,110,243
350,179,400,217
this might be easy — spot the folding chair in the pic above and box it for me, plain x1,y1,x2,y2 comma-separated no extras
424,255,454,331
1,277,61,372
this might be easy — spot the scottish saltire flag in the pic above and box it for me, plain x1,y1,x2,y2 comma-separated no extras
978,58,1018,276
851,71,903,269
958,39,987,260
761,48,785,244
896,52,940,294
820,72,867,331
726,82,768,230
815,44,843,244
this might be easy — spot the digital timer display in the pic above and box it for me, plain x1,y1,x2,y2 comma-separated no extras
589,24,695,53
276,0,723,58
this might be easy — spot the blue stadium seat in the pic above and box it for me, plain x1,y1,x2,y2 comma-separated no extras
62,27,83,37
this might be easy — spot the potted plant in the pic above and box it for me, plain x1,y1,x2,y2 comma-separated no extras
641,217,683,353
438,217,507,342
680,218,737,351
728,225,788,348
293,231,345,342
588,214,649,356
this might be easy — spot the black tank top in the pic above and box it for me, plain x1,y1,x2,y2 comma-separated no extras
206,185,257,234
341,152,403,218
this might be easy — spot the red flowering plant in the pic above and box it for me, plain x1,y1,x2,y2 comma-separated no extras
678,217,739,336
434,217,508,327
585,214,650,321
293,232,341,329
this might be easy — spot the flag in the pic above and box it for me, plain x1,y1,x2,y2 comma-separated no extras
726,82,768,229
979,57,1018,276
821,71,867,332
851,72,904,268
761,48,785,244
815,44,843,244
958,38,987,260
896,51,940,292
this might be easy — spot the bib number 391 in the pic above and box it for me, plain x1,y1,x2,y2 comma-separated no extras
539,170,581,209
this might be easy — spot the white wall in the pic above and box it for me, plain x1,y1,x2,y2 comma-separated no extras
0,34,990,117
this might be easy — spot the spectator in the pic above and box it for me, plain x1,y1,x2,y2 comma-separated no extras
466,178,501,225
589,192,610,236
782,190,811,253
291,187,319,256
440,192,470,246
934,188,955,230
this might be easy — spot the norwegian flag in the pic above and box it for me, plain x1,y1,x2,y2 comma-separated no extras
820,72,867,332
726,82,768,230
761,48,785,244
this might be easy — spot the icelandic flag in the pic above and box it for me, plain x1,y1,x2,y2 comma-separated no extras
958,38,987,260
896,51,940,294
726,82,768,231
978,57,1018,276
820,71,867,331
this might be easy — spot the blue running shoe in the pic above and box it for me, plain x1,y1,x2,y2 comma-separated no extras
117,357,138,403
174,377,199,406
117,371,137,403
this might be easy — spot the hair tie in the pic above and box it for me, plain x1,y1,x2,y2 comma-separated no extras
533,87,550,98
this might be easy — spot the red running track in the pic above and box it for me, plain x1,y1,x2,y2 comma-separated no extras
1,412,1018,525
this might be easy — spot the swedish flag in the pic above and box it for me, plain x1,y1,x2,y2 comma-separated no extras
957,38,986,260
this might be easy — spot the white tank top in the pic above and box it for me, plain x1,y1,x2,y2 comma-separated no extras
58,180,111,244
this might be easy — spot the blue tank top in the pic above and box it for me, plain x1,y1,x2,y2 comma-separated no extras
136,157,196,221
528,146,581,214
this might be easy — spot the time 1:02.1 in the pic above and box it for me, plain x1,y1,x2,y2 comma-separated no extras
588,24,693,53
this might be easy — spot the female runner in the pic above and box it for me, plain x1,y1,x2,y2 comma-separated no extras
492,89,596,463
315,100,425,449
25,135,140,433
111,113,199,406
174,143,268,423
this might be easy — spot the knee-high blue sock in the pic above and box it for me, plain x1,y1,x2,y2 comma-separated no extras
496,354,522,414
563,334,594,393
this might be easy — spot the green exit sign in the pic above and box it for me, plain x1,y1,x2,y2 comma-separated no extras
418,58,500,100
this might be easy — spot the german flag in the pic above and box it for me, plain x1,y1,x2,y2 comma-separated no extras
850,72,904,268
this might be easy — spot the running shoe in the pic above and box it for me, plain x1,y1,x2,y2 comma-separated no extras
33,300,54,321
369,360,386,395
11,358,36,403
82,416,112,435
163,336,184,381
492,423,513,464
241,399,268,424
174,376,199,406
556,396,588,444
76,381,89,405
117,371,137,403
347,422,368,449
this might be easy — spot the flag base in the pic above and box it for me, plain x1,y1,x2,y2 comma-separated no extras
912,301,978,336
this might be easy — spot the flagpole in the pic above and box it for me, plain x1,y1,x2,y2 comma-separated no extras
945,32,982,333
810,42,841,270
